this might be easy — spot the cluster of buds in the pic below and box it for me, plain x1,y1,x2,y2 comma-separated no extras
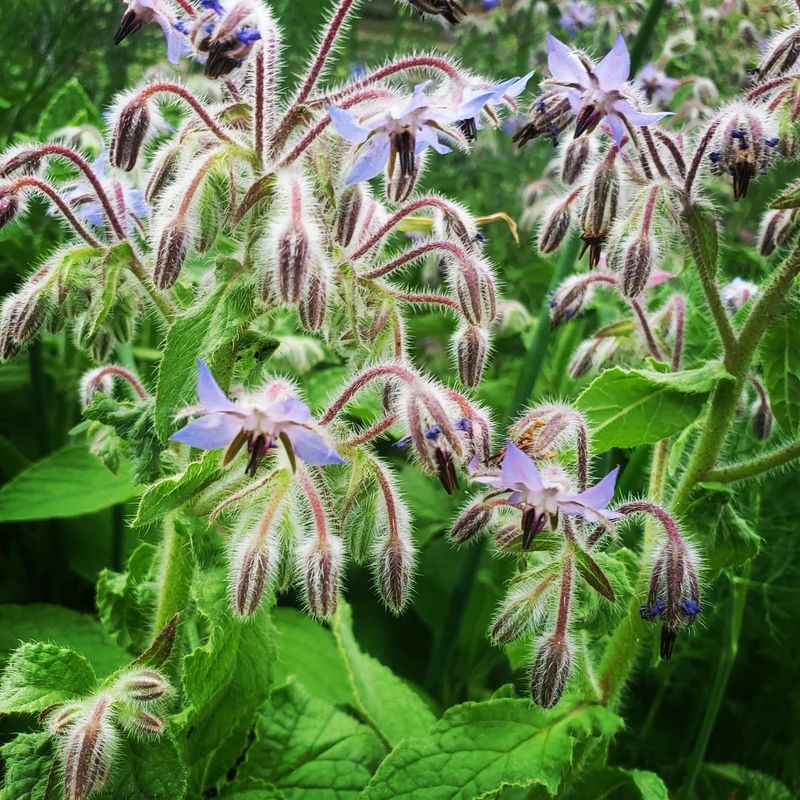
404,0,467,26
42,668,171,800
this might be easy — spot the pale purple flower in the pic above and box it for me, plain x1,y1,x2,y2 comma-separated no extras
454,72,536,140
114,0,185,64
558,1,596,38
545,33,670,145
171,360,345,474
721,277,759,313
635,63,680,106
473,441,622,547
328,82,461,184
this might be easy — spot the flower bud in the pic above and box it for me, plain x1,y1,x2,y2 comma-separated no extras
751,396,773,441
297,535,344,618
548,274,595,328
117,669,171,704
230,527,280,617
92,331,115,364
435,202,480,252
512,92,574,147
490,573,557,645
0,188,19,230
538,201,572,255
275,224,309,303
375,534,414,613
119,709,165,738
0,283,49,361
406,0,466,24
757,29,800,80
454,325,489,388
298,271,328,331
145,142,179,204
620,237,653,299
531,634,573,708
758,208,797,256
335,184,364,247
0,148,43,179
493,522,521,552
568,339,598,379
154,219,188,290
46,703,84,736
450,257,497,326
509,403,585,459
721,277,758,314
110,99,150,172
561,137,592,184
580,159,620,268
450,500,493,544
61,694,117,800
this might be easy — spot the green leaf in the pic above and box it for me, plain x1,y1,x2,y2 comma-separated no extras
87,242,134,339
36,77,102,139
362,698,623,799
569,767,669,799
760,311,800,434
104,734,187,800
133,451,223,527
229,681,386,799
0,604,128,678
571,544,616,603
273,608,354,706
771,178,800,210
0,445,135,522
576,362,732,452
332,601,436,747
178,566,276,795
682,203,719,276
702,763,794,799
0,732,56,800
154,271,257,441
0,642,96,715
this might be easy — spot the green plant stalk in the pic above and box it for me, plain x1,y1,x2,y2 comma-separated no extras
705,439,800,483
679,564,750,799
629,0,668,72
129,254,177,323
152,514,193,641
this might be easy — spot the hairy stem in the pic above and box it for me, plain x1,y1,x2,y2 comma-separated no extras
705,439,800,483
152,515,194,642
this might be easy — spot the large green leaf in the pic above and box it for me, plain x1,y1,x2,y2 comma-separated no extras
576,362,732,452
332,602,436,747
0,642,96,715
569,767,670,799
0,732,55,800
229,681,386,800
154,270,257,441
0,604,128,678
760,311,800,435
0,445,135,522
105,734,188,800
363,698,623,799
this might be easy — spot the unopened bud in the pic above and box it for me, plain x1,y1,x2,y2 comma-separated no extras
46,703,84,736
335,185,364,247
561,138,592,184
145,143,179,203
79,368,115,407
493,522,521,552
435,203,480,252
620,237,653,299
375,535,414,614
751,396,773,440
451,258,497,325
0,284,49,360
119,709,165,738
757,29,800,81
298,271,328,331
117,669,171,704
154,219,188,289
512,92,574,147
568,339,598,379
548,274,594,328
531,634,573,709
0,149,43,179
580,160,620,268
454,325,489,388
538,201,571,254
61,694,117,800
0,188,19,229
92,331,115,364
297,535,343,618
450,501,492,544
491,574,557,645
110,100,150,172
276,224,309,303
759,208,796,256
509,403,584,457
230,529,279,617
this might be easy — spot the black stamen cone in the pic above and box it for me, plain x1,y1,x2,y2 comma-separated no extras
660,626,677,660
396,131,416,178
579,236,604,269
731,163,755,201
114,10,144,45
458,118,477,142
573,105,598,138
434,449,459,495
245,434,268,477
521,508,546,549
205,41,241,78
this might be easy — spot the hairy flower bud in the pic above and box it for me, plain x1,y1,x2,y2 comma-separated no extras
0,283,49,360
450,500,493,544
335,184,364,248
450,257,497,326
46,703,84,736
0,188,19,230
145,142,179,204
548,274,596,328
154,219,188,290
509,403,585,459
298,271,328,331
110,99,150,172
561,138,592,184
491,573,557,645
580,159,620,268
454,324,489,388
758,208,797,256
538,201,572,254
375,534,414,613
297,535,344,618
568,338,598,379
513,91,574,147
620,237,653,299
435,202,480,252
230,526,280,618
119,709,165,738
405,0,466,25
531,634,573,708
757,28,800,80
61,694,118,800
117,669,171,704
751,385,773,441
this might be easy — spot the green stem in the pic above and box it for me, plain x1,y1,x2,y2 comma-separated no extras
629,0,667,73
129,254,177,324
679,565,750,799
152,515,194,641
705,439,800,483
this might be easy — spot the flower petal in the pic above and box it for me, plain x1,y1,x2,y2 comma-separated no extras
328,105,371,144
170,413,241,450
197,359,238,413
287,425,346,465
604,113,626,146
614,99,672,127
570,466,620,510
346,135,391,184
546,33,588,86
500,441,544,492
497,70,536,101
593,33,630,91
269,395,312,424
416,125,451,155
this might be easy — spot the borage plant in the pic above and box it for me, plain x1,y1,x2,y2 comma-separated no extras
2,0,800,798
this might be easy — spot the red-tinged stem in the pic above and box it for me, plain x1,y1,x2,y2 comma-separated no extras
309,54,463,108
176,151,220,219
617,500,683,546
254,50,265,168
746,74,795,101
386,290,459,310
299,470,329,544
671,294,686,371
175,0,197,16
368,457,401,543
554,555,573,638
89,365,149,399
362,240,472,280
137,83,235,143
685,120,719,197
631,299,664,361
341,414,398,447
11,177,103,249
641,126,669,180
653,130,686,177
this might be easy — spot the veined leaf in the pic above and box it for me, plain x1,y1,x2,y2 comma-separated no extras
0,732,55,800
760,311,800,435
682,203,720,276
571,544,616,603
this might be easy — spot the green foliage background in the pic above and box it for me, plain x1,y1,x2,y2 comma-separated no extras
0,1,799,798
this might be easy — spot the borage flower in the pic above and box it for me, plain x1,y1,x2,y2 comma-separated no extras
114,0,184,64
473,441,622,548
544,33,670,145
452,72,535,141
635,63,680,106
558,1,596,38
328,82,464,185
171,360,344,475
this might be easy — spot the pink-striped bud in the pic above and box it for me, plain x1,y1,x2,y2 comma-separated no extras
454,324,489,388
449,500,493,544
0,283,49,360
335,184,364,247
493,522,522,552
561,137,592,184
154,219,188,290
0,149,43,179
61,694,118,800
538,201,572,254
568,339,597,379
297,535,344,618
531,634,573,708
145,142,179,204
751,394,773,440
509,403,585,459
117,669,171,704
375,534,414,613
46,703,84,736
491,574,557,645
579,159,620,268
0,188,19,230
450,257,497,325
298,270,328,332
758,208,797,256
119,709,165,738
435,202,480,252
275,224,309,303
230,528,280,618
620,237,654,299
110,99,150,172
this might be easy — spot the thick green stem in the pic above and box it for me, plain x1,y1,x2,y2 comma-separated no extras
705,439,800,483
129,254,176,324
629,0,667,72
152,515,194,640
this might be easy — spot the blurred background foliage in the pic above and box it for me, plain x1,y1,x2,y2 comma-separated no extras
1,1,799,797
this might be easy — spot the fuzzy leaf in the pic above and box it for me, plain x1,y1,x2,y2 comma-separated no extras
569,767,670,799
332,602,436,747
760,311,800,434
576,362,733,452
682,203,719,276
104,734,188,800
0,732,55,800
0,642,96,715
771,179,800,210
572,544,616,603
230,681,386,799
0,445,135,522
363,698,623,799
